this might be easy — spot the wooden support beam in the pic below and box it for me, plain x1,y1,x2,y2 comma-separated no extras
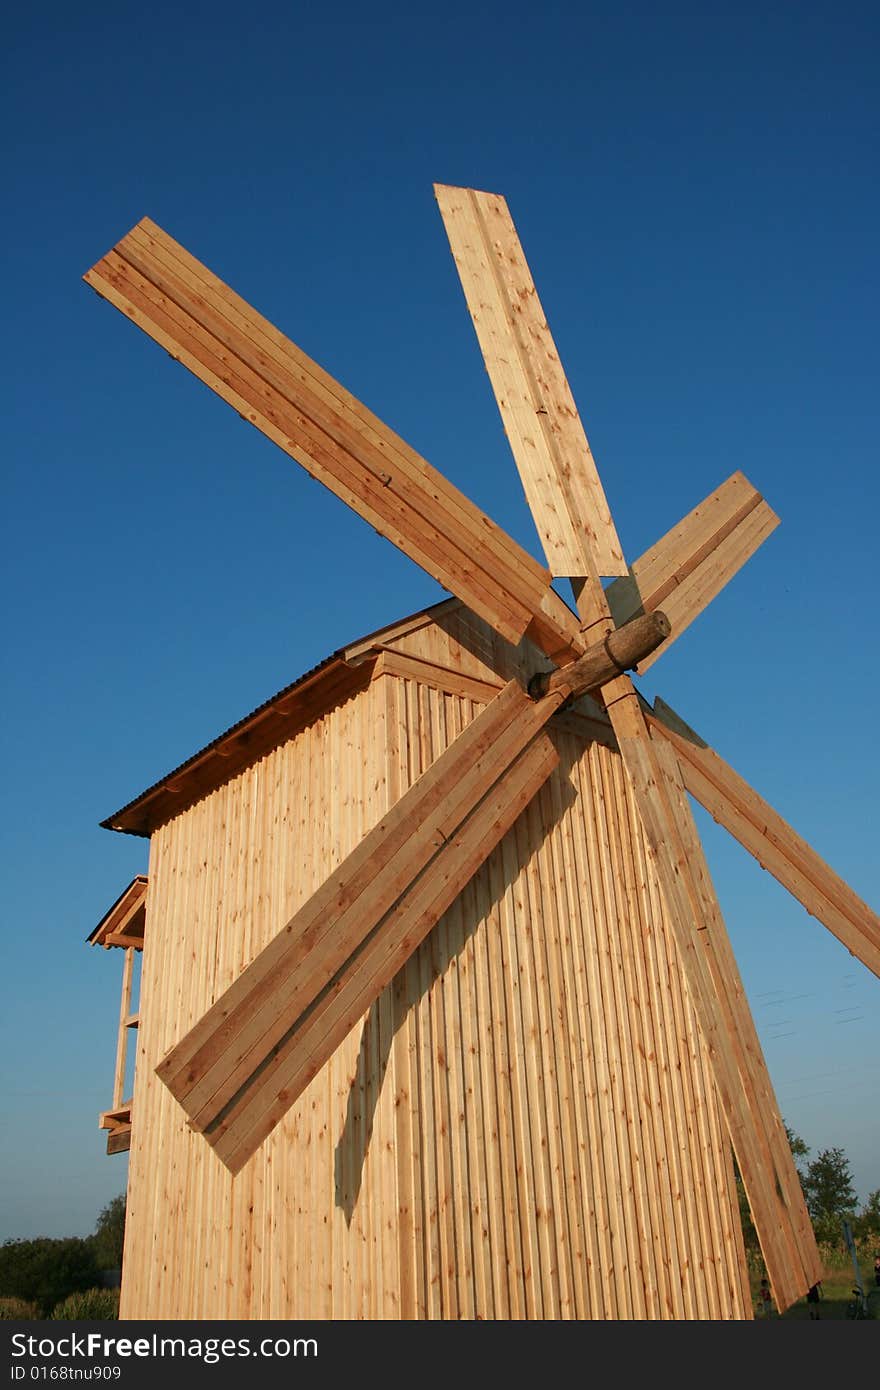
99,1102,132,1130
529,611,670,701
112,948,135,1111
371,648,503,704
107,1126,131,1156
103,932,144,950
647,699,880,979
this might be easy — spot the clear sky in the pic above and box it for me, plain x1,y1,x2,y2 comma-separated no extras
1,1,877,1242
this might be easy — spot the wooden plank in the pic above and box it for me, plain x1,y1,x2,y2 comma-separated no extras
603,751,678,1315
209,732,560,1172
469,754,522,1317
582,750,646,1315
647,699,880,979
607,704,804,1308
107,1126,132,1155
434,184,626,579
85,221,587,665
650,732,823,1295
606,472,779,671
512,792,565,1315
612,748,690,1317
112,948,135,1110
609,471,771,618
371,647,502,704
636,503,778,672
493,796,545,1315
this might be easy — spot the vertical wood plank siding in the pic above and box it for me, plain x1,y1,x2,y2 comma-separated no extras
121,614,749,1319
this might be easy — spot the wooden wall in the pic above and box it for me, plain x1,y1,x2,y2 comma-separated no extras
120,609,751,1319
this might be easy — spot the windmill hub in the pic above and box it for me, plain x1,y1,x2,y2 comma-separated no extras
528,610,671,703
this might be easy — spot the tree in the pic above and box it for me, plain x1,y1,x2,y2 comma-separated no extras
854,1189,880,1244
785,1124,809,1177
0,1238,100,1316
802,1147,857,1243
91,1194,126,1271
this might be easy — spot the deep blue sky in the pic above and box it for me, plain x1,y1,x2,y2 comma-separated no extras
2,1,877,1241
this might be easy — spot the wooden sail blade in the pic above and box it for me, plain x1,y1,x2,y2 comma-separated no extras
646,699,880,978
159,679,550,1105
650,734,823,1299
209,732,559,1174
158,612,669,1169
158,679,565,1168
435,184,626,581
606,471,780,671
566,572,811,1307
603,689,811,1310
85,220,585,666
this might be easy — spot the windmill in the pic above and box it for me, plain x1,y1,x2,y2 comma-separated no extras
84,186,879,1317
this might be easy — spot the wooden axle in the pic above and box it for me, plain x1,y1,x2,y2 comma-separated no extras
528,611,671,703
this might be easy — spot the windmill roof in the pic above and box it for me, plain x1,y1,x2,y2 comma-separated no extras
100,598,460,839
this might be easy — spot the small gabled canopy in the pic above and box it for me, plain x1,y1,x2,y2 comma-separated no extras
88,875,148,949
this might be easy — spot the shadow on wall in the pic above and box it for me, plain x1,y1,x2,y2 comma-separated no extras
333,751,577,1222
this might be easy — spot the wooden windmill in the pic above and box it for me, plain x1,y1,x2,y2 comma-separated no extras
85,186,879,1320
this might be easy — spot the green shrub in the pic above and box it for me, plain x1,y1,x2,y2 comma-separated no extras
0,1296,39,1319
50,1288,119,1321
0,1238,100,1317
91,1195,126,1272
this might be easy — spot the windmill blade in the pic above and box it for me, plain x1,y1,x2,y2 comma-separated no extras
159,682,554,1107
210,730,558,1174
450,172,820,1300
650,734,822,1298
565,567,811,1307
647,699,880,978
604,687,812,1309
434,183,814,1294
435,183,626,581
158,616,670,1174
161,683,561,1174
606,471,780,671
85,220,584,667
